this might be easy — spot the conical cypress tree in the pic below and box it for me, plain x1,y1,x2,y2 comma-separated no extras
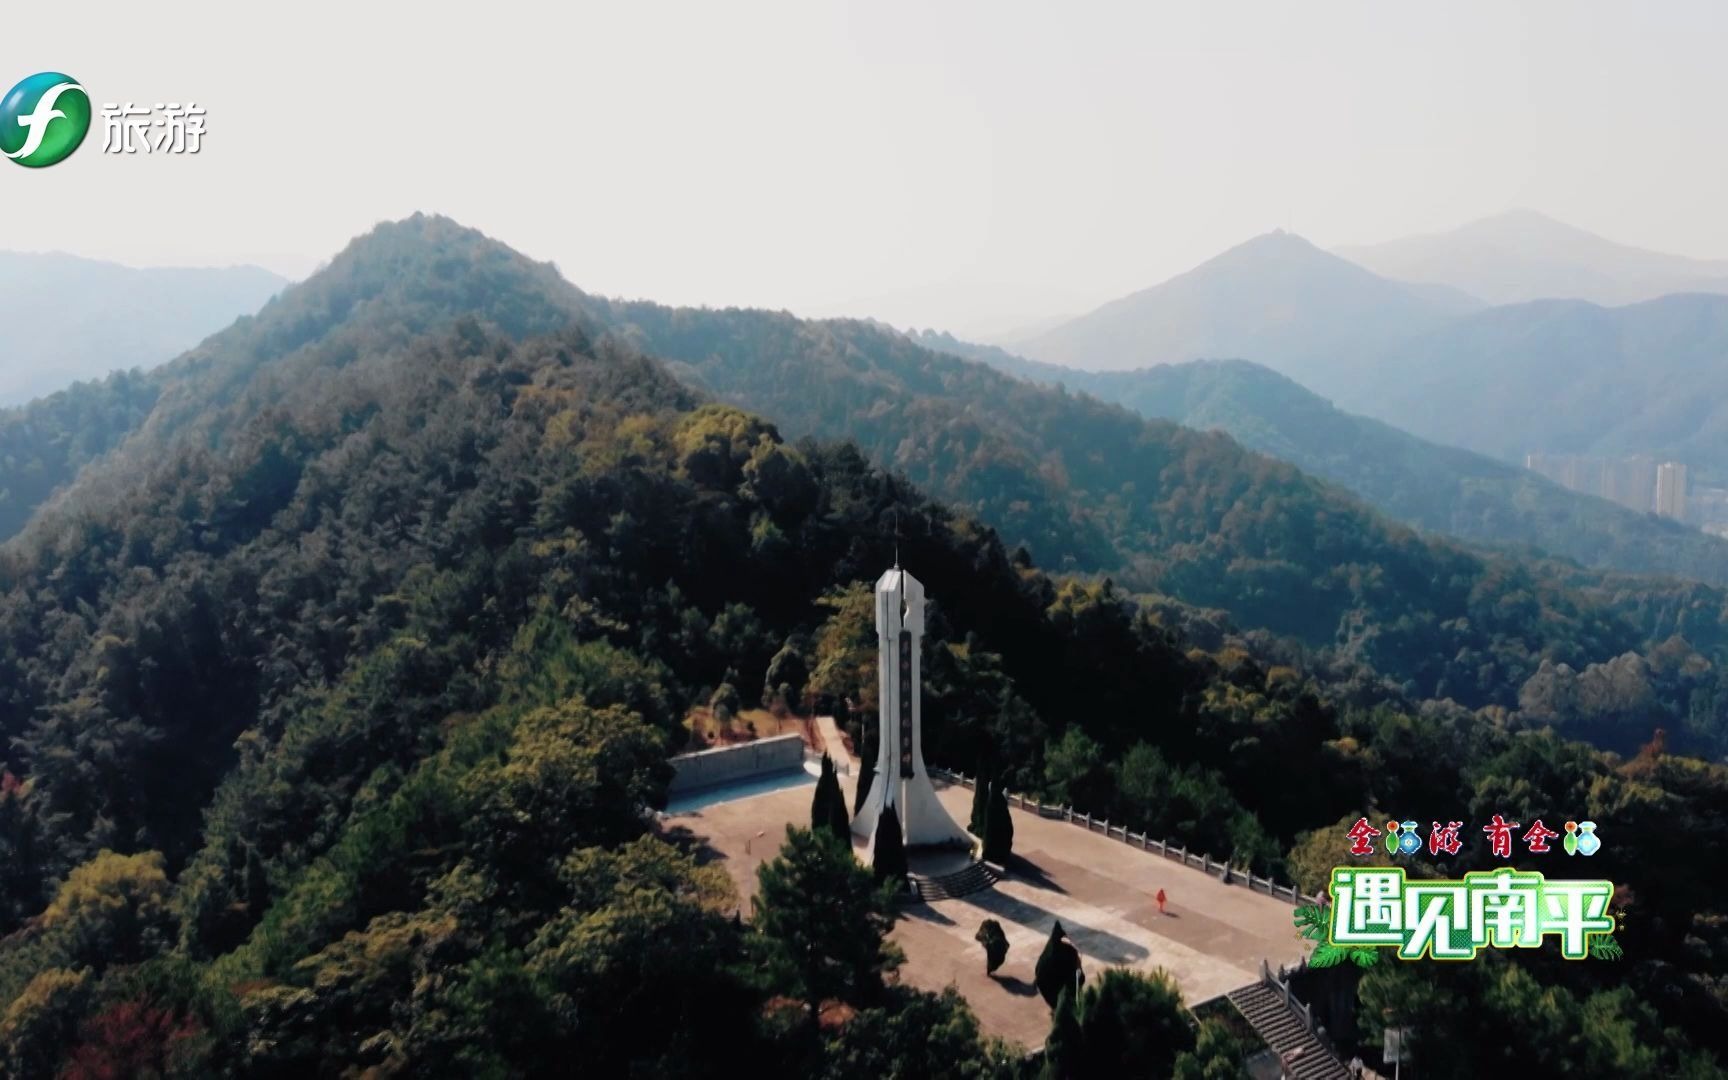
811,754,848,842
978,785,992,858
872,804,908,882
811,754,833,827
853,739,876,815
983,781,1014,864
1035,920,1083,1008
969,772,991,837
825,763,850,839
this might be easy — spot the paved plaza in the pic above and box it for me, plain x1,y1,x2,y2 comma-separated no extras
670,774,1312,1049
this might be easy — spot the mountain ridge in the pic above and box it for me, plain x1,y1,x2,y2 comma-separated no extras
1009,230,1481,395
1335,290,1728,476
13,214,1728,728
1338,209,1728,306
913,329,1728,586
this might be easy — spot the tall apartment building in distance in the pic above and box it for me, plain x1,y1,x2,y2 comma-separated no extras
1524,452,1687,520
1656,461,1689,520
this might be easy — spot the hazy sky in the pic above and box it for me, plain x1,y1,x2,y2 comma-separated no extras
9,1,1728,335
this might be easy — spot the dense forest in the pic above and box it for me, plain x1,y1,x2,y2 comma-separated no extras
0,372,161,540
0,216,1724,1074
593,295,1728,759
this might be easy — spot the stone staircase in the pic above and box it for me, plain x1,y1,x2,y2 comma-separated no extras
1226,981,1351,1080
907,861,1000,902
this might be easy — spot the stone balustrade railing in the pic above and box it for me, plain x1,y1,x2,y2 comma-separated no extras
1259,958,1345,1064
934,768,1325,908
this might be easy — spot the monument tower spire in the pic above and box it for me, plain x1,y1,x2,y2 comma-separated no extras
851,561,972,850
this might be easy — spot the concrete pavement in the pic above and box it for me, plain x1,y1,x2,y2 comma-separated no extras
668,774,1309,1049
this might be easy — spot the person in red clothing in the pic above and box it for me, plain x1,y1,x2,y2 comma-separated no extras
1156,888,1167,915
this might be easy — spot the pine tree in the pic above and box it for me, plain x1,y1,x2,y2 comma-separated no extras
982,781,1014,864
1049,984,1084,1067
1046,968,1195,1078
755,826,896,1020
872,804,908,882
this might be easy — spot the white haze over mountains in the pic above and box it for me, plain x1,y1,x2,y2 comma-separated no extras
13,2,1728,339
0,254,286,406
1007,230,1480,394
1338,209,1728,307
5,206,1722,418
969,210,1728,528
1001,211,1728,395
7,203,1724,421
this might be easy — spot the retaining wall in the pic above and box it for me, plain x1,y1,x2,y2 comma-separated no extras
668,734,807,795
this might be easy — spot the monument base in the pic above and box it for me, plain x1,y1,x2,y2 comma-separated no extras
905,852,1000,903
851,768,973,849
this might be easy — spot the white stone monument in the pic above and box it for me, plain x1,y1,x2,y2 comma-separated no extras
852,564,973,850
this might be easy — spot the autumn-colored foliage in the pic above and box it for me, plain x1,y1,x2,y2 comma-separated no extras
60,1001,201,1080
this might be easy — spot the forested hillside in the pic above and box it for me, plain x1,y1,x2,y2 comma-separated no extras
0,217,595,547
595,297,1728,750
1334,292,1728,482
13,218,1728,753
0,372,161,540
913,333,1728,587
0,214,1721,1076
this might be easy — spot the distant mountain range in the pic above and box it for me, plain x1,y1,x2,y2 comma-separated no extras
1008,231,1481,397
1332,291,1728,478
1338,209,1728,307
0,252,287,406
915,330,1728,585
999,213,1728,486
